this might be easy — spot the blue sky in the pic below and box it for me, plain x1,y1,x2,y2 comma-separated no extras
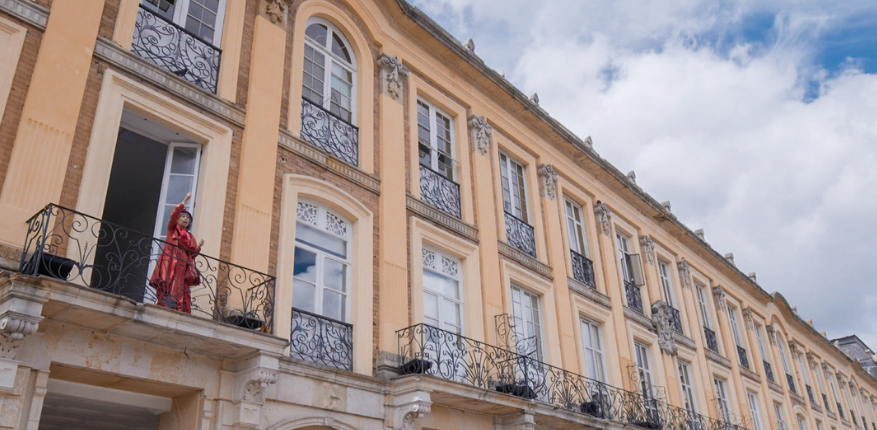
410,0,877,348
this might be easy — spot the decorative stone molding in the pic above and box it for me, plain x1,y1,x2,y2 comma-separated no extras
640,236,655,264
278,131,381,194
0,0,49,29
651,301,677,355
742,307,755,331
265,0,291,24
677,259,692,288
806,351,819,367
377,54,409,101
788,340,802,355
594,201,612,235
406,195,479,242
0,275,47,341
766,324,777,346
497,241,553,280
241,370,278,403
464,38,475,52
232,355,280,429
539,164,558,200
0,334,19,360
712,285,727,312
499,412,535,430
390,391,432,430
821,362,831,373
467,115,492,157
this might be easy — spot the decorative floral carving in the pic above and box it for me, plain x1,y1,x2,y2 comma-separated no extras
539,164,558,200
467,115,492,157
440,256,458,277
0,334,20,360
766,324,777,346
422,249,435,270
651,301,678,355
677,259,691,288
712,285,727,312
326,212,348,238
265,0,291,24
594,201,612,235
297,202,318,225
742,307,755,331
0,315,39,341
241,370,278,403
639,236,655,264
377,54,409,100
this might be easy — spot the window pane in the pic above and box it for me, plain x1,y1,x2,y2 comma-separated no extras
293,279,316,312
323,259,346,292
424,270,458,299
306,24,328,46
322,289,344,321
424,293,438,320
170,146,198,174
166,175,193,204
292,247,317,282
331,33,352,63
440,299,461,328
296,223,347,258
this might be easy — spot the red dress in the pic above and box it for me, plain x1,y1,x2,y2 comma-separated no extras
149,203,201,313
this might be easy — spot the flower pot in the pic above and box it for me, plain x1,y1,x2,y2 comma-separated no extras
400,359,433,374
495,383,537,399
25,252,75,280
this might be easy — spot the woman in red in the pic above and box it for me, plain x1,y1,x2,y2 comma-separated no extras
149,193,204,313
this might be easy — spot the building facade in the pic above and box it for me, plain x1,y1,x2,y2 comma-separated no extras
834,337,877,380
0,0,874,429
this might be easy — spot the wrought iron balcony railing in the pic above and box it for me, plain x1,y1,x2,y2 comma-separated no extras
737,346,750,369
300,97,359,166
786,373,796,394
419,164,462,218
504,212,536,258
132,6,221,93
704,328,719,353
289,307,353,371
625,280,644,314
398,323,748,430
839,403,845,419
570,249,596,288
668,306,683,334
823,394,830,411
20,204,275,332
763,361,775,382
806,385,814,403
853,413,859,427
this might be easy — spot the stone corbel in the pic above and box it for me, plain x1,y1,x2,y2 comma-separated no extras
742,307,755,331
821,362,832,374
231,355,280,429
390,391,432,430
712,285,727,312
377,54,409,101
651,301,678,355
467,115,492,157
0,275,47,341
264,0,292,24
677,259,692,288
806,351,819,368
498,411,535,430
594,201,612,235
639,236,655,264
788,340,802,355
766,324,777,346
538,164,558,200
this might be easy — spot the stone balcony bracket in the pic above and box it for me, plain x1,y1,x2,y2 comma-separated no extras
231,353,281,429
387,390,432,430
0,275,48,341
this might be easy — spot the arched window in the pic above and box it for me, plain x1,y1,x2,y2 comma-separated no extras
302,19,356,123
292,199,351,322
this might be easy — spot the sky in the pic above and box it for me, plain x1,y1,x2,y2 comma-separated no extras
409,0,877,349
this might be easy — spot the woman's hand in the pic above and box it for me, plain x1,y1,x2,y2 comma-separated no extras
182,193,191,206
199,239,205,248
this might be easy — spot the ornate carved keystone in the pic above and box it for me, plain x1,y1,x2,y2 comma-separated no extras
712,285,726,312
377,54,409,101
265,0,292,24
594,201,611,235
390,391,432,430
539,164,558,200
640,236,655,264
651,301,677,355
677,259,692,288
467,115,492,157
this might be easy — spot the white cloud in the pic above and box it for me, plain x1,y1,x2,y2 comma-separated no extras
412,0,877,346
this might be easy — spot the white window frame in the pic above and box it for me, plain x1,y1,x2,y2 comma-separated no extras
292,200,352,322
728,307,743,348
775,403,787,430
581,318,606,383
778,333,791,374
798,415,808,430
796,354,810,386
755,325,770,365
511,285,544,359
141,0,227,46
416,98,456,180
635,342,655,398
152,142,202,241
678,360,698,414
696,283,712,329
616,232,645,286
715,377,732,422
749,391,764,430
499,151,529,222
302,17,358,124
827,370,841,405
658,260,676,306
564,198,590,257
421,246,464,334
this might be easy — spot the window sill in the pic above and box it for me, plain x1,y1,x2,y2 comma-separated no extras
567,277,611,310
497,241,552,280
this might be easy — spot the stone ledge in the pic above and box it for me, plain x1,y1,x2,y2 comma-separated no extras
623,306,653,331
406,195,478,242
739,366,761,384
0,0,48,29
674,332,697,351
768,380,784,395
93,37,247,126
567,277,611,309
706,349,732,369
278,130,381,194
791,391,806,408
497,241,552,280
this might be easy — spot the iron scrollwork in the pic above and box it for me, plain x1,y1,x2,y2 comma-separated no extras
625,280,644,314
300,97,359,166
705,328,720,353
570,250,596,288
668,305,683,334
19,204,275,332
787,373,797,394
419,165,461,218
132,6,222,93
737,346,750,369
397,323,751,430
504,212,536,258
289,307,353,371
763,360,775,382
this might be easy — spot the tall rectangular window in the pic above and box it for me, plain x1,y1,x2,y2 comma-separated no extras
748,391,764,430
678,361,697,414
778,333,791,373
658,261,676,306
499,152,528,222
581,318,606,382
715,378,731,422
565,198,589,257
417,99,455,179
728,307,743,347
798,415,807,430
142,0,227,45
775,403,787,430
695,283,712,329
755,326,769,363
511,285,543,359
421,246,463,334
827,369,842,415
635,342,655,398
797,354,811,386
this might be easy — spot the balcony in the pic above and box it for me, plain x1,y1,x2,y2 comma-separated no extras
398,323,748,430
823,394,831,411
504,212,536,258
300,97,359,166
764,361,775,382
418,164,462,218
132,6,221,93
289,307,353,371
625,280,644,314
668,306,683,334
704,328,720,353
806,385,815,403
786,373,797,394
570,249,596,288
839,403,845,419
20,204,274,332
737,346,750,369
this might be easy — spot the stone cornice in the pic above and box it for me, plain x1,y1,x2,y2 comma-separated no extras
0,0,48,29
